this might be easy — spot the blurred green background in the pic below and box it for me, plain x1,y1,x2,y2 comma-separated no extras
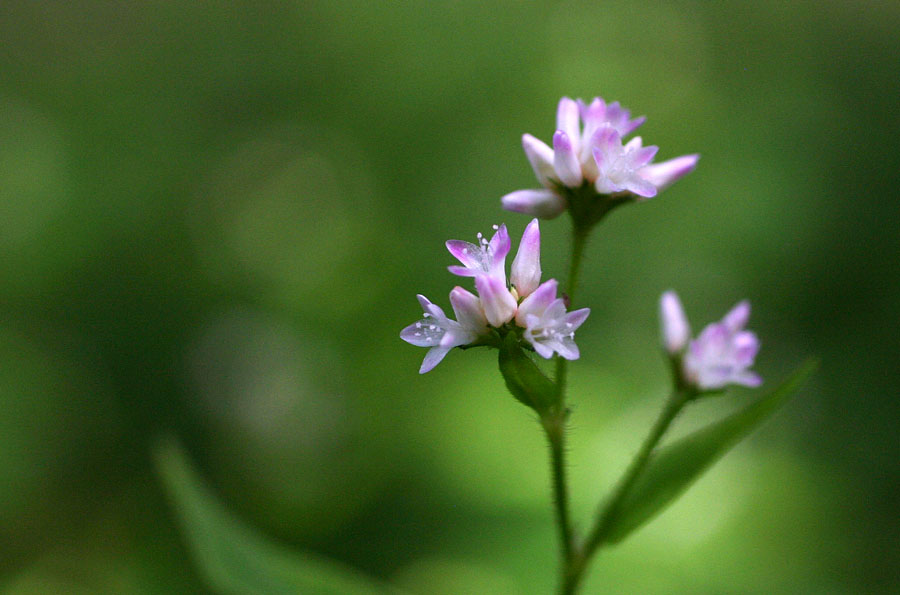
1,1,898,593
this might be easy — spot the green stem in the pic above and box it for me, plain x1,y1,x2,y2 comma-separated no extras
554,227,589,401
543,410,573,562
546,224,590,593
563,388,692,593
566,226,589,303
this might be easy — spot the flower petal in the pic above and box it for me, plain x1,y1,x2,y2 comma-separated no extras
553,130,583,187
632,144,659,168
594,176,623,195
449,286,488,331
590,125,622,170
659,291,691,354
522,133,556,188
400,321,440,347
556,97,581,151
419,346,451,374
579,97,607,151
639,154,699,190
605,101,645,136
620,115,646,136
510,219,542,298
564,307,591,331
556,338,580,360
516,279,557,326
501,189,567,219
733,371,763,387
722,300,751,331
446,240,482,271
439,325,468,348
733,331,760,365
543,298,568,322
488,223,511,275
623,176,658,199
475,274,517,327
417,295,447,322
529,336,555,359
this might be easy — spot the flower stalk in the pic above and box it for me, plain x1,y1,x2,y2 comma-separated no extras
542,406,574,561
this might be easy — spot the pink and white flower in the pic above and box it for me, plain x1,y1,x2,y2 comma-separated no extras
659,291,762,391
447,223,517,326
400,291,488,374
402,220,590,372
446,224,510,283
517,279,591,360
502,96,699,217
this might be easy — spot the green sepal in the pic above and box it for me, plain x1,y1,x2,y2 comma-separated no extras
559,180,633,233
153,437,403,595
498,332,558,414
602,358,818,544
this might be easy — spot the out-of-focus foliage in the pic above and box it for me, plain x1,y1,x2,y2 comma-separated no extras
603,359,818,545
0,1,897,593
154,438,399,595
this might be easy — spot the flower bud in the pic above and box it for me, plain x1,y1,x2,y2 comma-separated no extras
475,274,517,327
510,219,541,298
659,291,690,355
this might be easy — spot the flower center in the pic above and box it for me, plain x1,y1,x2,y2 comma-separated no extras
459,224,500,273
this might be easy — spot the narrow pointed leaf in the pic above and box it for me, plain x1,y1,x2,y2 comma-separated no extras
498,333,558,413
603,358,818,544
153,438,401,595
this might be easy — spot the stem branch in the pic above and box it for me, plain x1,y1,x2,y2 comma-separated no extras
562,388,691,593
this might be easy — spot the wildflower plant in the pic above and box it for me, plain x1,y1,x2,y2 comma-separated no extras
150,96,817,595
401,97,816,593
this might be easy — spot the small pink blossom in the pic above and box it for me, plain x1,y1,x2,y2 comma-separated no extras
400,292,488,374
660,291,762,391
446,223,510,283
502,96,699,217
517,279,590,360
402,220,590,371
592,126,661,198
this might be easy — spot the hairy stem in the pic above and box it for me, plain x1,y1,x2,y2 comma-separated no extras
543,410,573,562
547,223,589,592
554,227,589,401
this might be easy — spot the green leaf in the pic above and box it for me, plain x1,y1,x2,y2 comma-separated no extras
603,358,818,545
153,438,402,595
497,333,558,413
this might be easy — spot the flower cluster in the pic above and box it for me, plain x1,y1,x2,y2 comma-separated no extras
401,220,590,373
659,291,762,391
502,96,699,218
